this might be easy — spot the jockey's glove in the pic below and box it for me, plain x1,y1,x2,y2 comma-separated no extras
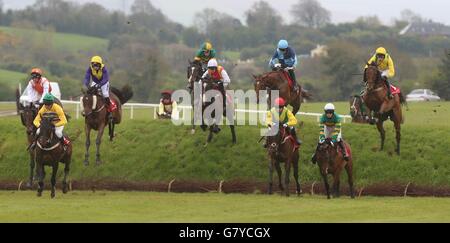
274,63,282,68
282,123,288,128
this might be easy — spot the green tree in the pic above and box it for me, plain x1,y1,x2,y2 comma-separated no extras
290,0,331,29
430,53,450,100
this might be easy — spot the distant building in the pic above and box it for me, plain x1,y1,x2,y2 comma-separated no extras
399,21,450,37
311,44,329,58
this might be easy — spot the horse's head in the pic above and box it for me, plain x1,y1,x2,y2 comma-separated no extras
266,124,286,155
316,138,338,166
38,113,57,147
81,87,103,117
365,62,381,92
19,104,37,136
187,60,204,85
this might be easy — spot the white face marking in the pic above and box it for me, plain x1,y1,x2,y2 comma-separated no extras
188,67,195,82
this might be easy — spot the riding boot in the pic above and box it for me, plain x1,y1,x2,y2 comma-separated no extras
311,143,320,164
290,127,302,145
338,141,349,161
385,79,393,99
288,69,300,93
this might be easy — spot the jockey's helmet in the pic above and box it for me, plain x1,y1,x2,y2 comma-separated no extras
43,93,54,105
376,47,387,56
278,40,289,50
207,59,218,69
275,97,286,107
31,68,43,79
324,103,335,113
202,42,213,51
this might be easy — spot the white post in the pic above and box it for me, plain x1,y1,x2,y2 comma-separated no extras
153,107,157,119
19,83,22,94
130,105,134,120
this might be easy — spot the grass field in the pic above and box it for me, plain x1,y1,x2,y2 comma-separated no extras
0,191,449,222
0,68,27,89
0,101,449,187
0,26,108,53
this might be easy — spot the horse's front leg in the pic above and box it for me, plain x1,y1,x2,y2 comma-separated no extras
50,163,59,199
376,121,385,151
62,160,71,194
293,156,301,196
320,168,331,199
275,161,284,193
230,125,236,144
268,159,274,195
36,162,44,197
27,153,35,188
394,120,401,155
84,125,91,166
284,160,291,197
95,124,106,166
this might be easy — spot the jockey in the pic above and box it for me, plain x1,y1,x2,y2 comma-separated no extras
311,103,349,163
265,97,302,147
194,42,216,69
201,59,231,104
33,93,69,149
158,91,178,118
269,39,299,92
23,68,52,108
83,56,111,107
364,47,396,99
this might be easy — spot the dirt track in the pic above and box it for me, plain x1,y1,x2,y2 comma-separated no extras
2,180,449,197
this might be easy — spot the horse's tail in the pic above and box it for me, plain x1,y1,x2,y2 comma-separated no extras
111,85,133,105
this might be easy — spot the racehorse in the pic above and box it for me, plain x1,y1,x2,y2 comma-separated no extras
253,68,310,116
201,78,237,145
266,123,301,197
16,89,38,188
187,60,205,134
349,95,368,124
81,85,133,166
34,113,72,198
315,138,355,199
363,62,406,154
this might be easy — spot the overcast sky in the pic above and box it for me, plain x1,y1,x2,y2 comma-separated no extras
3,0,449,26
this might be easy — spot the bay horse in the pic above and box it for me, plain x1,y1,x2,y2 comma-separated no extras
363,63,406,154
81,85,133,166
315,138,355,199
201,78,237,145
253,68,310,116
34,113,72,198
349,95,368,124
187,60,205,134
266,123,301,197
16,89,38,188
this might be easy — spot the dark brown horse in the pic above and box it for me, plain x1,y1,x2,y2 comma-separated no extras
201,78,237,145
266,124,301,197
187,60,205,134
253,69,310,115
34,114,72,198
363,63,406,154
16,89,38,188
81,85,133,166
316,138,355,199
350,95,369,124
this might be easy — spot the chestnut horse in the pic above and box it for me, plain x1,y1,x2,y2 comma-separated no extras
363,63,406,154
253,68,310,115
82,85,133,166
316,138,355,199
266,124,301,197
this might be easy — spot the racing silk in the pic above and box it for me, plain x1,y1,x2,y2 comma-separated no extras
33,103,67,128
201,66,231,87
365,53,395,78
23,78,52,103
319,113,342,142
194,49,216,64
266,107,297,127
159,99,178,115
269,46,298,68
83,66,110,87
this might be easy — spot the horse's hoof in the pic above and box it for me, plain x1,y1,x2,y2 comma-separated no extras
51,193,55,199
62,185,68,194
84,161,89,166
96,160,102,166
37,191,42,197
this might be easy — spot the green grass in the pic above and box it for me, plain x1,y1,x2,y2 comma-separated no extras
0,102,449,186
0,68,27,89
0,26,108,53
0,191,448,222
